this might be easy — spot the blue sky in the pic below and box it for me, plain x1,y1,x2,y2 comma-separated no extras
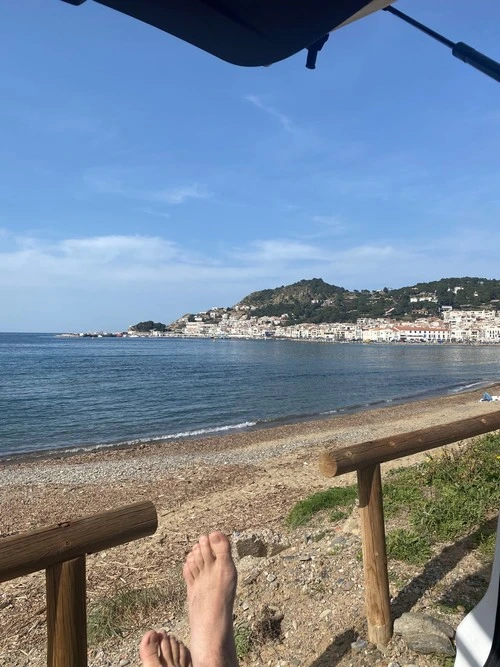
1,1,500,332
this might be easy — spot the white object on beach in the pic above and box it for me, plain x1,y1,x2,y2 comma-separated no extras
454,513,500,666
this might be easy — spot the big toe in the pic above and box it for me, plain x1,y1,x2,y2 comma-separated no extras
139,630,161,666
208,531,232,557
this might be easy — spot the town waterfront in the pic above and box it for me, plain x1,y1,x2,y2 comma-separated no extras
1,332,498,458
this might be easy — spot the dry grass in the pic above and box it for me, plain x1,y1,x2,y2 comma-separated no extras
87,568,185,644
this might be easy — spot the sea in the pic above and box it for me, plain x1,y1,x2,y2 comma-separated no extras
0,332,498,459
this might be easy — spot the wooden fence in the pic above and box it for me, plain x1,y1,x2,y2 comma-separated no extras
319,410,500,646
0,501,158,667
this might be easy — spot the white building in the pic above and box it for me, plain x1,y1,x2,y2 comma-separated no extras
391,325,450,342
361,327,397,343
484,326,500,342
409,293,438,303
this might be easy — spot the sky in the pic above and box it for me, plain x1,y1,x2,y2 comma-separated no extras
1,1,500,332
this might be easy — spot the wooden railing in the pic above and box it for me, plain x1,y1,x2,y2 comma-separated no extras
0,501,158,667
319,410,500,646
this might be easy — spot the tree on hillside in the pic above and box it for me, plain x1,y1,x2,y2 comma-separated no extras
131,320,169,332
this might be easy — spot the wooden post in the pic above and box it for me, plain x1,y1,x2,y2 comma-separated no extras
357,464,392,646
46,556,87,667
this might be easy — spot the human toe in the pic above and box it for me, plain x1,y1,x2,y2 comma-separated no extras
208,531,232,558
139,630,160,666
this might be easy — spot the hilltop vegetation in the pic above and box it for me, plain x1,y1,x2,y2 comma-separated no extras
237,277,500,324
130,320,169,332
132,277,500,331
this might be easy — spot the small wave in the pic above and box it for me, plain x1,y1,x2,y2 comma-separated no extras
2,421,258,459
150,421,257,440
88,421,258,449
449,380,492,394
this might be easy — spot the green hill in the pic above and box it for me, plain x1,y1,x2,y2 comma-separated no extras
236,277,500,324
130,320,169,332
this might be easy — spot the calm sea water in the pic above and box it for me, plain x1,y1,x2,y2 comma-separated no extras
0,333,498,457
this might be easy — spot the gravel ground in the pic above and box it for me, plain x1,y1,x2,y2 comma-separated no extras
0,439,312,485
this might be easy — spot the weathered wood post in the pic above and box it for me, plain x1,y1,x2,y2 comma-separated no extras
46,556,88,667
319,409,500,647
0,502,158,667
357,464,391,645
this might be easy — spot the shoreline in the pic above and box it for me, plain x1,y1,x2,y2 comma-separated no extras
1,378,496,466
54,333,500,346
2,382,500,485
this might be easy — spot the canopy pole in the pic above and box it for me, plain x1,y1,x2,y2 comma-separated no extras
383,5,500,84
383,6,500,82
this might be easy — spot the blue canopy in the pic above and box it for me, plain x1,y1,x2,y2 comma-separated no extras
61,0,394,67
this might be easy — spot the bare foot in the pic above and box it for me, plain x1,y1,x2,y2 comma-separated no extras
140,629,192,667
183,531,238,667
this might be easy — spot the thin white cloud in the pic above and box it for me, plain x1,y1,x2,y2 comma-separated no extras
58,235,178,263
153,185,211,204
139,207,171,219
2,229,498,288
243,94,327,158
82,169,212,205
235,239,333,263
244,94,294,134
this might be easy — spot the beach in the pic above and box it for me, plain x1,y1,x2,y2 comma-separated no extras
1,385,499,666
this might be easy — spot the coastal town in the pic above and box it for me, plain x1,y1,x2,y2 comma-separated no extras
136,305,500,343
60,279,500,344
63,306,500,344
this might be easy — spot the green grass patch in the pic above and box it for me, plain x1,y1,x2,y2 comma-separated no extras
234,622,253,659
386,529,432,565
390,435,500,561
286,433,500,565
413,436,500,541
286,485,357,528
382,467,424,518
311,530,329,542
88,580,185,644
434,602,462,614
477,531,497,559
329,509,349,523
388,570,407,589
438,659,455,667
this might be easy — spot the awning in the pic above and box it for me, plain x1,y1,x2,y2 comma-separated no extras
62,0,395,67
